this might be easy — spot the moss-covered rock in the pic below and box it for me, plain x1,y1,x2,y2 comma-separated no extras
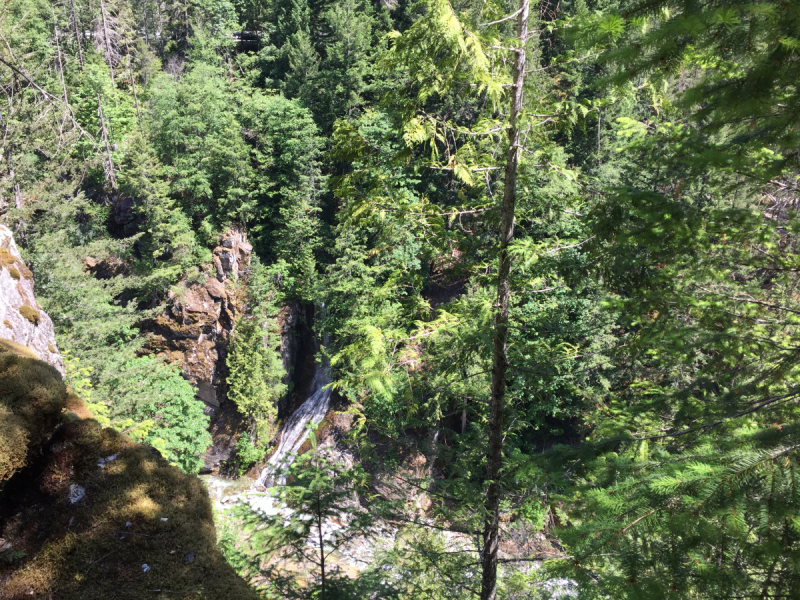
0,347,259,600
0,346,67,485
18,305,41,325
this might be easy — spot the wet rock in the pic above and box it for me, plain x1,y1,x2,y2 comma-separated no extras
0,225,64,374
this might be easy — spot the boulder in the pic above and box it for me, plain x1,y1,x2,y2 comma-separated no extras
0,225,64,375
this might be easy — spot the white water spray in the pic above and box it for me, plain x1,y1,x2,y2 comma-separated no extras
254,344,331,489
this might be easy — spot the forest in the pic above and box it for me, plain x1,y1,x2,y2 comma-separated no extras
1,0,799,597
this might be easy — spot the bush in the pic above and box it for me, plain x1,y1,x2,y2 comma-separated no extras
229,433,266,476
104,356,212,473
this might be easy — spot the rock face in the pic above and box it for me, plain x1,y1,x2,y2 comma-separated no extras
212,229,253,282
0,225,64,375
145,275,240,408
144,229,253,409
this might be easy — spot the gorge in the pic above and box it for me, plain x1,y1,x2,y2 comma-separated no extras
2,0,800,597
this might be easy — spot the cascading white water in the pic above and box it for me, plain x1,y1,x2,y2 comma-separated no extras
254,348,332,489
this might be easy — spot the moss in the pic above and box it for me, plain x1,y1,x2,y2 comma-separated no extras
0,248,33,280
3,320,12,330
1,424,260,600
18,304,40,325
0,338,41,361
17,262,33,280
0,348,259,600
0,405,29,487
0,248,15,267
0,345,67,484
64,393,93,420
48,343,56,353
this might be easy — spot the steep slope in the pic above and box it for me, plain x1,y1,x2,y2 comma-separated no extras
0,343,259,600
0,227,259,599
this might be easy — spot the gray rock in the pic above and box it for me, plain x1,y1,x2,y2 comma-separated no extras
0,225,64,375
68,483,86,504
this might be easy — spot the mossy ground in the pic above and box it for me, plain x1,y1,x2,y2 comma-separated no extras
0,341,259,600
0,347,66,484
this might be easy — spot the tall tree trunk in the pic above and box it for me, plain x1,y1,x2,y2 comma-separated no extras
157,1,165,52
317,491,326,599
480,0,528,599
184,0,190,42
143,3,151,46
69,0,84,70
97,93,116,190
52,6,69,103
98,0,115,83
127,49,142,130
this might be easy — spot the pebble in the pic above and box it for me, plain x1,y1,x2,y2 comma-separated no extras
68,484,85,504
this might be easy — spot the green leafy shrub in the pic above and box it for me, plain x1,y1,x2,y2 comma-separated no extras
103,356,211,473
230,433,265,476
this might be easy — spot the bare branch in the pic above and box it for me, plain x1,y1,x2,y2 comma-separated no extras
478,6,524,27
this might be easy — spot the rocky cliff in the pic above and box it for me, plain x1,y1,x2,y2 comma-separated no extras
0,225,64,375
144,229,253,409
141,229,269,471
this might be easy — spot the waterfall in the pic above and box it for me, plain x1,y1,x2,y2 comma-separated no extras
254,342,331,489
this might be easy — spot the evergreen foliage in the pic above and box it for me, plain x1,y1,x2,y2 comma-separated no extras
227,316,286,444
3,0,800,595
103,355,212,473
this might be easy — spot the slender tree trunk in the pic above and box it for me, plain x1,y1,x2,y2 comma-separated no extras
97,93,116,190
479,1,528,599
317,491,326,599
98,0,115,83
52,6,69,103
184,0,190,42
157,1,165,52
127,49,142,130
143,3,151,46
69,0,84,70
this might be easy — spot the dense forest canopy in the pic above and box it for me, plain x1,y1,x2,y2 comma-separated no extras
1,0,799,597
